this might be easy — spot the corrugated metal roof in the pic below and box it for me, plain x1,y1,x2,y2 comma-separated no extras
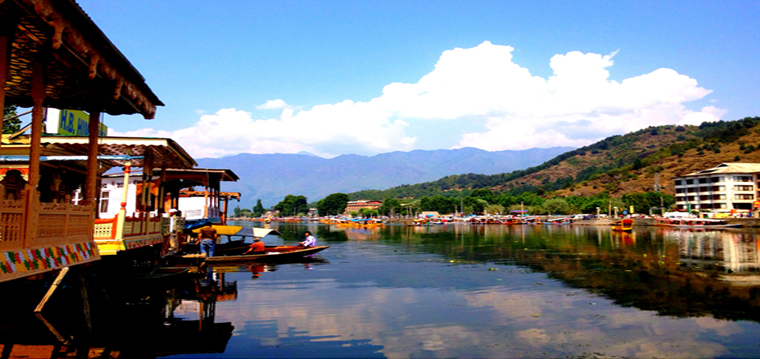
685,163,760,176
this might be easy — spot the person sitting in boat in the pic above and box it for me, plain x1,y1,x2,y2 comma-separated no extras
300,231,316,247
198,223,218,257
243,237,266,254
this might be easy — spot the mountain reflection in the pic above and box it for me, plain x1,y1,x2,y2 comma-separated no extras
337,224,760,323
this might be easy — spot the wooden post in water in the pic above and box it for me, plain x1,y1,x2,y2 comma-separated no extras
35,267,70,312
77,269,93,333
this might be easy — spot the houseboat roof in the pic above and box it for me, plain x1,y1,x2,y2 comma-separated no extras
683,163,760,177
1,0,162,118
160,168,239,182
0,135,197,169
180,190,241,200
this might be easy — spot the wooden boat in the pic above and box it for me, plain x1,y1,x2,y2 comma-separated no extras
612,219,634,232
654,218,741,229
203,245,330,263
546,217,573,225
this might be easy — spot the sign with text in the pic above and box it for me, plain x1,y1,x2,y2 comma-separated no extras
57,109,107,136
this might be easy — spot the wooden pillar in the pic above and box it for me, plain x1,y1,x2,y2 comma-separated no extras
115,160,131,240
28,61,46,188
141,156,153,233
84,110,101,206
0,35,9,155
157,167,166,214
222,196,229,225
203,184,209,219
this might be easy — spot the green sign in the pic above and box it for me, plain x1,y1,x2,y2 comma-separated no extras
58,109,107,136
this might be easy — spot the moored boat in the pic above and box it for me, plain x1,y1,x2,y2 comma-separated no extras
654,218,741,229
203,245,330,263
612,219,634,232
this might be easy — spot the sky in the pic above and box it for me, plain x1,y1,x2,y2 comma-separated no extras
75,0,760,159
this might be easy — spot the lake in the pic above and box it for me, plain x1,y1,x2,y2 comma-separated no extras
168,222,760,358
2,222,759,358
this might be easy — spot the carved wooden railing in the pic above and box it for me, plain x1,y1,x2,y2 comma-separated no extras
0,197,27,252
94,215,119,240
36,203,94,247
122,213,163,238
0,189,94,252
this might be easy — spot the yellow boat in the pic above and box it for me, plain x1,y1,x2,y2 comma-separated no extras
611,219,634,232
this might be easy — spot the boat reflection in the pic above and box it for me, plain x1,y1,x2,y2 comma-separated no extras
0,267,236,358
202,256,329,280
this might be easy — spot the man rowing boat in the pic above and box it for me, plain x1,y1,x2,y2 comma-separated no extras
300,231,316,248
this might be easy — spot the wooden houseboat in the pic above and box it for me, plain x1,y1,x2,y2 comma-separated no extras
0,0,163,284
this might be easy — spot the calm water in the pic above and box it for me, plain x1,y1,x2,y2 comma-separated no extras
2,223,760,358
168,222,760,358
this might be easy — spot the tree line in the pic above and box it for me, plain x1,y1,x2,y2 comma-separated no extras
235,189,674,218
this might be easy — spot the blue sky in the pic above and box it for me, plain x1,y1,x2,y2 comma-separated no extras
77,0,760,158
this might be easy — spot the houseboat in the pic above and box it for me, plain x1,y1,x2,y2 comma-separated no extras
0,0,164,285
654,218,741,229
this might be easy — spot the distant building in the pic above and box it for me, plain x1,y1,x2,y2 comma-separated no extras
345,200,382,213
673,163,760,213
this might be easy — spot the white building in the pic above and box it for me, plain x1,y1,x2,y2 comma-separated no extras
673,163,760,213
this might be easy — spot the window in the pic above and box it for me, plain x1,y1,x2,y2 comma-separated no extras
698,178,708,184
734,194,754,200
712,186,725,191
734,176,752,182
711,177,720,183
686,179,694,185
675,180,683,186
733,185,754,191
100,192,110,213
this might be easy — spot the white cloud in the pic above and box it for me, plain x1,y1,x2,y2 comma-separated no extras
113,41,723,158
255,99,290,110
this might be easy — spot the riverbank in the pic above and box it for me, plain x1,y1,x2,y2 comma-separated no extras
386,217,760,227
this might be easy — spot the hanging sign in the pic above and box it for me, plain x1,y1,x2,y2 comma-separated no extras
57,109,107,136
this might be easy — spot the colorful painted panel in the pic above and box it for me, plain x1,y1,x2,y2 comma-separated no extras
0,242,100,283
124,236,164,250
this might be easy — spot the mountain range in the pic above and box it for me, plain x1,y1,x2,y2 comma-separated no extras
195,147,573,208
345,117,760,202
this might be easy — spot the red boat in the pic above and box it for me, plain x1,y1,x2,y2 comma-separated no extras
203,245,330,263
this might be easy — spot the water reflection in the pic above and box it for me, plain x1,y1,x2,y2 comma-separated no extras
0,266,236,358
3,224,760,358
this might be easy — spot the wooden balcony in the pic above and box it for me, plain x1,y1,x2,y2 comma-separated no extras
93,212,171,255
0,189,99,283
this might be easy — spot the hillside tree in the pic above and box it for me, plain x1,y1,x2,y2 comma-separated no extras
274,194,308,216
3,105,21,134
252,199,266,217
317,193,349,216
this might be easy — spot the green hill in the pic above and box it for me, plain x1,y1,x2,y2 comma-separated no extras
347,116,760,215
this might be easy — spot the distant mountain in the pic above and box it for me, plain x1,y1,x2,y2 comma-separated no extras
347,117,760,202
195,147,573,208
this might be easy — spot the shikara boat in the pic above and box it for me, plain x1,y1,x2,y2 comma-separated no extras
612,219,634,232
182,228,283,254
654,218,741,229
203,245,330,263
